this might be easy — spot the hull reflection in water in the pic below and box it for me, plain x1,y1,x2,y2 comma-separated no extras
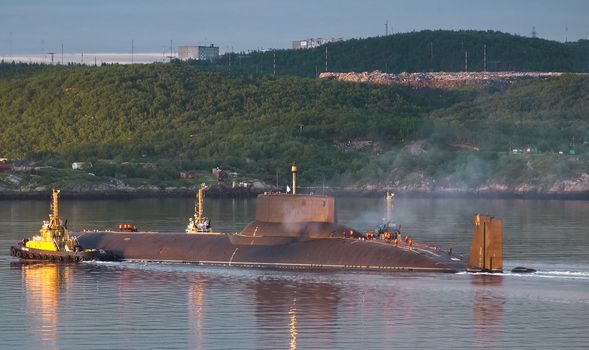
20,262,71,350
472,275,504,349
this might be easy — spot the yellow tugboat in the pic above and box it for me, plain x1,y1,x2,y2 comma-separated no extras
186,185,211,233
9,189,118,262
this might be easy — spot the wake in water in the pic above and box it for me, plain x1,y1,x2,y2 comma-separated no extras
459,269,589,281
90,259,589,281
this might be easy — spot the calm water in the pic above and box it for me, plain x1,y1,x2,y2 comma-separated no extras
0,197,588,349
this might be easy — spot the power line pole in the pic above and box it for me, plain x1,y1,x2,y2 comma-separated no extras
165,40,174,62
385,20,388,36
464,50,468,72
430,41,433,71
483,44,487,72
131,39,134,64
273,51,276,76
325,46,328,72
61,43,64,64
48,52,55,65
9,32,13,57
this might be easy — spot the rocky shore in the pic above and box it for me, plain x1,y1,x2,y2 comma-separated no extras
319,71,584,90
0,183,267,199
2,174,588,200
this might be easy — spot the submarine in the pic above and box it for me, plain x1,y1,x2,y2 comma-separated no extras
11,164,503,273
10,164,503,273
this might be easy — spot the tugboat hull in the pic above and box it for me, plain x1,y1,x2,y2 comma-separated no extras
9,245,119,262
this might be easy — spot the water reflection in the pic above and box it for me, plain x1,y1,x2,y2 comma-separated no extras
188,277,206,350
288,303,297,350
250,278,339,350
471,275,504,349
20,262,71,350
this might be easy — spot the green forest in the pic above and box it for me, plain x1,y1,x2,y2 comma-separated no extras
191,30,589,76
0,30,588,191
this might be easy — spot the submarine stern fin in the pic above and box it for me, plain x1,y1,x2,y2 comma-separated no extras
467,214,503,273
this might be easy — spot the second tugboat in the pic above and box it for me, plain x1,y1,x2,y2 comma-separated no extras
9,189,118,262
186,185,212,233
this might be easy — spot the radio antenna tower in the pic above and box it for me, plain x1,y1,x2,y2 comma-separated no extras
531,26,538,38
48,52,55,65
483,44,487,72
131,39,134,63
565,24,568,43
385,20,389,36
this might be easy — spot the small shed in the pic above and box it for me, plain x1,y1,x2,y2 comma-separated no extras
72,162,92,170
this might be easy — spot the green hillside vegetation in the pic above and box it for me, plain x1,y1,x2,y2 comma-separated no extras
192,30,589,76
0,63,472,185
358,75,589,187
0,60,588,190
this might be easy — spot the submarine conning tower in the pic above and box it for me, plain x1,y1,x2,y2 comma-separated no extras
255,194,336,224
239,193,351,239
239,163,353,240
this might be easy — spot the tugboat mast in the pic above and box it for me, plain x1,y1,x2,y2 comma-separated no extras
291,162,297,194
196,186,205,223
186,185,211,233
49,189,62,230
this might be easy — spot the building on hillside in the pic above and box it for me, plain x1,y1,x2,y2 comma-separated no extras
212,167,228,182
177,44,220,61
180,171,199,179
292,37,343,49
72,162,92,170
0,158,13,172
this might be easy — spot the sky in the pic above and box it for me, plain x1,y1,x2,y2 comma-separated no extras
1,0,588,55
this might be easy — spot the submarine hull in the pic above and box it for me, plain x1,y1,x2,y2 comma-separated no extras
74,231,465,272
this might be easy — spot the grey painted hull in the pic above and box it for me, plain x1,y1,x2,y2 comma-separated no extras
74,231,465,272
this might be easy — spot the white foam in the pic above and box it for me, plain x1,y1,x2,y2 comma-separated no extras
458,270,589,281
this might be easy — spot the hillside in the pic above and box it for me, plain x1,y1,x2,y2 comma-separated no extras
364,75,589,194
192,30,589,77
0,62,588,196
0,63,470,186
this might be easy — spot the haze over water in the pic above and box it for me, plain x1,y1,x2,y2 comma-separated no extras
1,197,588,349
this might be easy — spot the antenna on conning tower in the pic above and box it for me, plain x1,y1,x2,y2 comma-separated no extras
291,162,297,195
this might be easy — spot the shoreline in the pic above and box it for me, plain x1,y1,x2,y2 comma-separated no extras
1,188,588,201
